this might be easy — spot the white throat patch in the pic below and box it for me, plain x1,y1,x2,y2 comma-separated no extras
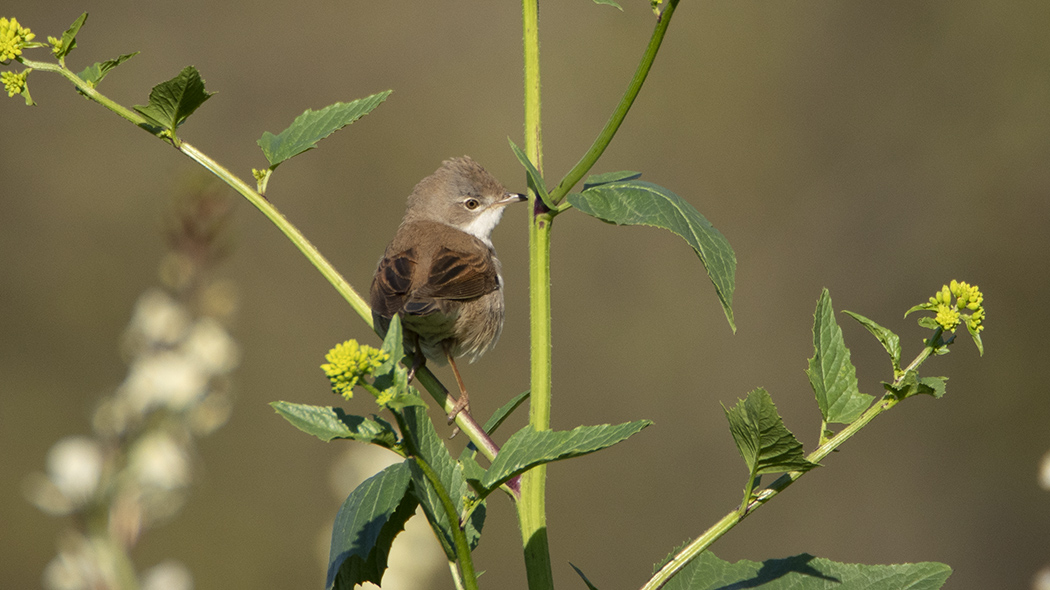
460,207,506,246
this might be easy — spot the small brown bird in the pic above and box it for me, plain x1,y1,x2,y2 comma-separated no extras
370,156,525,422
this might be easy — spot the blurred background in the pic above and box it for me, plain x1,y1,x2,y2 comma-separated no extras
2,0,1048,588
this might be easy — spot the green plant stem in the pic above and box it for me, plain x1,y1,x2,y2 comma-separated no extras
178,143,371,321
411,454,479,590
83,517,139,590
26,57,502,461
547,0,679,205
18,58,147,129
641,342,939,590
518,2,556,589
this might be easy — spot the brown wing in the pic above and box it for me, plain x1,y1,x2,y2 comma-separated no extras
370,221,500,319
414,245,499,301
370,246,418,318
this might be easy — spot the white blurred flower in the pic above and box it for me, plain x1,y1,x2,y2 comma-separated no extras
42,533,103,590
1040,450,1050,491
131,433,189,490
47,437,104,506
1034,566,1050,590
141,560,193,590
182,318,239,376
126,289,191,349
121,352,208,413
328,445,400,498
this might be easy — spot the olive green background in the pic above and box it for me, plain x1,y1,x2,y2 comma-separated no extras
2,1,1048,588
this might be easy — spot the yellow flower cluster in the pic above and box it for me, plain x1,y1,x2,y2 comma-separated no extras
1,17,35,62
2,69,26,96
928,280,985,333
320,340,389,399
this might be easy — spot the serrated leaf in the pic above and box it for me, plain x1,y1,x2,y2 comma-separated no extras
570,563,602,590
843,310,902,374
55,13,88,61
592,0,624,10
258,91,391,169
567,180,736,332
920,376,948,399
508,138,555,210
401,406,485,557
583,170,641,190
78,53,139,89
481,421,651,492
724,388,818,477
326,461,417,590
807,290,873,424
270,401,399,447
883,372,946,400
659,551,951,590
133,66,214,134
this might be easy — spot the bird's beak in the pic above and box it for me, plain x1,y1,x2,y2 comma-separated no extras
498,193,528,206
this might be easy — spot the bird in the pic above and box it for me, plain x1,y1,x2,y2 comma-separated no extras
370,156,525,423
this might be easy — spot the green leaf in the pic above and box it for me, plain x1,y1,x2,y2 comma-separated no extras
583,170,641,190
78,53,140,89
326,461,417,590
133,66,214,135
270,401,399,447
966,319,984,356
458,447,487,491
483,389,530,435
376,313,405,376
724,388,818,477
371,315,426,411
920,376,948,398
884,372,946,400
401,406,485,557
592,0,624,9
481,421,651,492
508,138,555,210
258,91,392,170
904,301,936,317
807,290,874,424
843,310,902,374
567,180,736,332
570,563,602,590
659,551,951,590
917,316,941,330
54,13,88,61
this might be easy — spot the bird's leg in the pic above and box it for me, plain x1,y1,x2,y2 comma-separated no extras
445,352,472,425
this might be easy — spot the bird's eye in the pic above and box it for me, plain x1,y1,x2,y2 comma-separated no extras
464,198,481,210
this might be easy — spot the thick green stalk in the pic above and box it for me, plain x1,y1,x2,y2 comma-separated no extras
548,0,679,204
518,1,556,589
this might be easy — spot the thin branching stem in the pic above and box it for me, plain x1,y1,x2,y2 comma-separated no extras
548,0,680,205
641,342,941,590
